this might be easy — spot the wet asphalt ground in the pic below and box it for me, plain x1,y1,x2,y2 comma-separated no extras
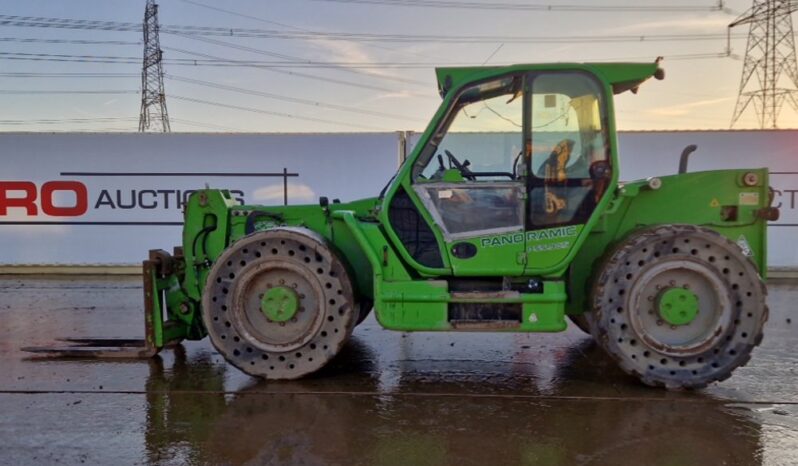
0,275,796,466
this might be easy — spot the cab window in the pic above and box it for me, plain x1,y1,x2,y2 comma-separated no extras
412,75,525,239
528,73,610,228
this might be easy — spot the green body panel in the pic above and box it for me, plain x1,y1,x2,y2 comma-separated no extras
147,61,773,346
447,227,526,276
181,189,238,302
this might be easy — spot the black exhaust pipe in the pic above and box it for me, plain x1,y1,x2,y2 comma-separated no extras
678,144,698,174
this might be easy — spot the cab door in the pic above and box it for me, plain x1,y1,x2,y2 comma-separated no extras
410,74,528,276
525,72,613,273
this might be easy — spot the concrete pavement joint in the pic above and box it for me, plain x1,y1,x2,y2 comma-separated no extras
0,389,795,405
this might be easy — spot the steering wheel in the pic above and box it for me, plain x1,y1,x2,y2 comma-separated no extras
444,150,476,181
425,154,447,180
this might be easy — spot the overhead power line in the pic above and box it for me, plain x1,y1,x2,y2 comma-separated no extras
0,90,137,95
0,116,240,132
179,0,302,30
0,37,139,45
0,14,748,44
177,0,441,62
169,95,389,130
0,95,386,131
310,0,729,13
0,15,141,32
11,127,140,133
0,72,139,78
162,55,454,68
205,31,744,45
167,30,428,87
0,49,737,68
161,46,405,93
590,52,734,62
0,51,141,64
166,74,417,121
0,117,138,125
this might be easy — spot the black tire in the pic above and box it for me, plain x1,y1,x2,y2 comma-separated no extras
590,225,768,389
355,299,374,326
202,228,357,380
567,314,592,335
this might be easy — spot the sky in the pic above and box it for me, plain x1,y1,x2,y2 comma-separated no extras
0,0,796,133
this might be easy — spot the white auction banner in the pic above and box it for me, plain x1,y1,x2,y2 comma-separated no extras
0,133,400,265
0,130,796,268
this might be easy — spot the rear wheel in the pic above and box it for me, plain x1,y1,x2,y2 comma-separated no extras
202,228,357,380
590,225,767,389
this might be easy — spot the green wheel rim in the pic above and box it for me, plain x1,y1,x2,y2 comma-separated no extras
260,286,299,322
658,287,699,326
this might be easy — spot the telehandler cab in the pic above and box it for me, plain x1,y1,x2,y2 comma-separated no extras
27,61,779,389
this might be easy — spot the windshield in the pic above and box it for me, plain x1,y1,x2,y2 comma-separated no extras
413,75,523,182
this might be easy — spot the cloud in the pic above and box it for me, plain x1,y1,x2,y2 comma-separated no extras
252,183,316,203
647,97,733,117
308,38,398,80
362,89,429,102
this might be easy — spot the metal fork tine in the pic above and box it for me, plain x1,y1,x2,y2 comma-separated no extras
21,344,158,359
54,337,146,347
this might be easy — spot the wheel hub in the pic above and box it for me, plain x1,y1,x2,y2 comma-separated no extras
628,259,732,356
231,261,324,353
261,286,299,322
657,287,699,326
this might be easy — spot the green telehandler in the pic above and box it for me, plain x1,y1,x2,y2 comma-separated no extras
27,60,779,389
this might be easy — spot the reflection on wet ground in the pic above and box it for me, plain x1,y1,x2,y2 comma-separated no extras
0,276,796,465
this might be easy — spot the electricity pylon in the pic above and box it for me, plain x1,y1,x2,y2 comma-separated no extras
729,0,798,128
138,0,171,132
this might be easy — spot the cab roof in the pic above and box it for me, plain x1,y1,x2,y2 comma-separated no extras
435,61,664,98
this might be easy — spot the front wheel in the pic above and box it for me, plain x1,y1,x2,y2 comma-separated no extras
202,228,358,380
590,225,768,389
